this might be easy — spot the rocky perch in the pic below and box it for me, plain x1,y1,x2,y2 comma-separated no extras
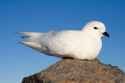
22,59,125,83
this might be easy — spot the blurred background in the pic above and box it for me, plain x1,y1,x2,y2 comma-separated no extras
0,0,125,83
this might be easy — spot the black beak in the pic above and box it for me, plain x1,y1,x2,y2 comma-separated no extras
103,32,110,37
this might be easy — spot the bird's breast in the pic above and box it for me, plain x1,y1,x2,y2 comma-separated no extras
71,36,102,59
83,37,102,59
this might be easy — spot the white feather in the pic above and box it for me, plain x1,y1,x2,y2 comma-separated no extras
20,21,107,60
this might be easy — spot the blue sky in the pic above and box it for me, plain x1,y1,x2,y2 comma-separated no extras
1,0,125,83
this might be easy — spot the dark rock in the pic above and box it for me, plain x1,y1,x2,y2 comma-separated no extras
22,59,125,83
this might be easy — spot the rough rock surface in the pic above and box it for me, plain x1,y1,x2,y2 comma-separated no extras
22,59,125,83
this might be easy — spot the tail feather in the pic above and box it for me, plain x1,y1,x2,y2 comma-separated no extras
20,41,41,49
19,32,43,41
18,32,43,51
19,32,43,43
19,32,43,37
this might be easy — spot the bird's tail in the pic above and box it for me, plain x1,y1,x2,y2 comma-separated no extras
18,32,42,49
19,32,43,38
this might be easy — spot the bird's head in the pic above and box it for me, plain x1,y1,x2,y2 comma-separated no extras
82,21,109,39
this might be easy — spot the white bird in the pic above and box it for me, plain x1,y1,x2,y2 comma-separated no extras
19,21,109,60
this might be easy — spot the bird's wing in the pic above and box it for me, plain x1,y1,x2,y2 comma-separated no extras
19,32,44,39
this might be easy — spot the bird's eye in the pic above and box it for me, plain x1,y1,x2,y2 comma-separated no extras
93,27,98,30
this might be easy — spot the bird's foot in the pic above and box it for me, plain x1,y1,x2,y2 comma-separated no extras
62,57,74,60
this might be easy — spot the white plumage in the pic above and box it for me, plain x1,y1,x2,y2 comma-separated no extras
19,21,109,60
